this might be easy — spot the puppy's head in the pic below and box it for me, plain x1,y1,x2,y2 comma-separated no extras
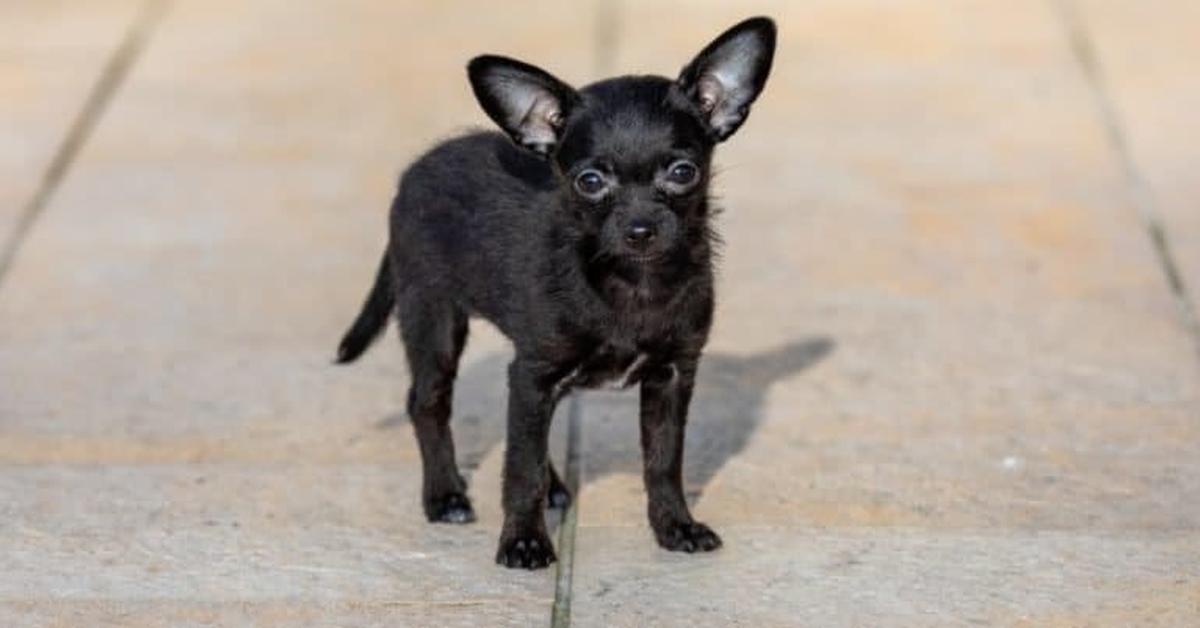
469,17,776,266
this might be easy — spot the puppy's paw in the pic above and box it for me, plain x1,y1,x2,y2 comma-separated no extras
655,520,722,553
547,484,572,510
424,492,476,524
495,532,557,570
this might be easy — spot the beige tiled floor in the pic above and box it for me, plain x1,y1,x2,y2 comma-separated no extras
1,1,1197,626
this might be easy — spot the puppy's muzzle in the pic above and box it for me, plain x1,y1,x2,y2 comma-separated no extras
624,219,658,250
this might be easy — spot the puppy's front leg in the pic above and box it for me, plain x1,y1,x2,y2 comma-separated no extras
496,358,557,569
640,359,722,553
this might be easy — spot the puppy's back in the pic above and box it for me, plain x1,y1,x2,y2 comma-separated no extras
387,131,560,321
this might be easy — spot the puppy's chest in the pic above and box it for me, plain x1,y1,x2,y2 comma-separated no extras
551,281,696,395
555,346,650,394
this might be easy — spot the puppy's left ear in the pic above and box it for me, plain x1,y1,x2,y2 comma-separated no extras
468,55,580,156
676,17,777,142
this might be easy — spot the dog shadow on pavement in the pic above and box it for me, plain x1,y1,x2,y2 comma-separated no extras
378,337,834,502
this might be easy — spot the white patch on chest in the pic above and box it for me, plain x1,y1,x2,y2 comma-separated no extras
552,352,648,396
552,365,582,398
607,352,648,389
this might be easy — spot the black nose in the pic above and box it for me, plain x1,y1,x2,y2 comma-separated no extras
625,221,657,247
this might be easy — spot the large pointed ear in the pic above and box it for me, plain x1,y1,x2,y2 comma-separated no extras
676,17,776,142
467,55,580,157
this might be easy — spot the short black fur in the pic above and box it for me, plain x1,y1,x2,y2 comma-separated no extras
337,16,776,570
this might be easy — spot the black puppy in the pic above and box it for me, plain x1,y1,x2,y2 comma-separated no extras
336,17,776,570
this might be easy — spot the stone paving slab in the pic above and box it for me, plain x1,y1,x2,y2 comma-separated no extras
569,0,1200,623
0,464,537,599
0,464,552,628
0,0,143,247
570,527,1200,628
577,0,1200,527
1,600,546,628
0,0,593,624
1074,0,1200,322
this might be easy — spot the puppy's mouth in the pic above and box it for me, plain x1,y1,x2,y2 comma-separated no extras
623,251,666,264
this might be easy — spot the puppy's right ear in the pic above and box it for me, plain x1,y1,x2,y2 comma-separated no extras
676,17,776,142
468,55,580,157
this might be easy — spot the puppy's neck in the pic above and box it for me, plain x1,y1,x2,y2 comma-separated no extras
584,242,711,310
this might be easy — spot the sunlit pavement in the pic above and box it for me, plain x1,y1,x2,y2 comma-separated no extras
1,2,1197,626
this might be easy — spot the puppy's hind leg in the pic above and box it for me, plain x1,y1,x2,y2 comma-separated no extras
397,293,473,524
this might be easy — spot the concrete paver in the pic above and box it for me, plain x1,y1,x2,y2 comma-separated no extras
569,0,1200,624
0,1,590,625
0,0,144,249
0,465,551,627
571,528,1200,627
1,601,545,628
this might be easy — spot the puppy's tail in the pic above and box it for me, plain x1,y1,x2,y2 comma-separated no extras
335,252,395,364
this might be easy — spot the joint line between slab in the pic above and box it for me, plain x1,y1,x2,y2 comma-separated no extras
0,0,171,287
1053,0,1200,360
550,393,583,628
550,5,621,626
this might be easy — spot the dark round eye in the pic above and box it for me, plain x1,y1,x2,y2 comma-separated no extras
666,161,699,186
575,169,607,197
